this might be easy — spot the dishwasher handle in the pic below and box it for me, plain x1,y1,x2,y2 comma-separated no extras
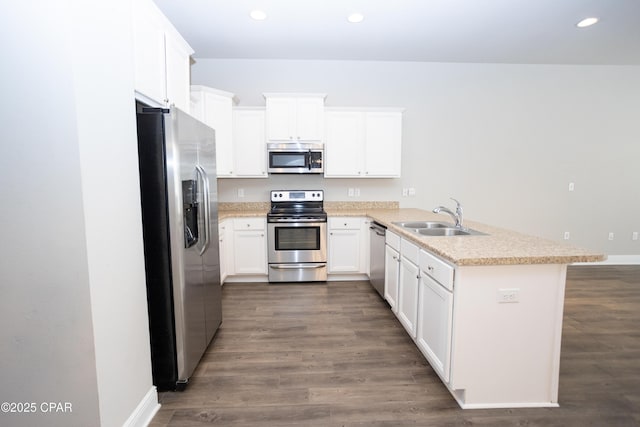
370,221,387,236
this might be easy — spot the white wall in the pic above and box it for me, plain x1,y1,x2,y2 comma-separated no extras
191,58,640,256
0,2,155,426
71,2,156,427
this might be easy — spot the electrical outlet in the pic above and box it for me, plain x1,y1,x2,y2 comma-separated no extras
498,288,520,303
608,232,614,241
402,188,408,196
355,188,361,197
568,182,575,192
408,188,416,196
348,188,354,197
633,232,639,241
237,188,245,198
564,231,570,240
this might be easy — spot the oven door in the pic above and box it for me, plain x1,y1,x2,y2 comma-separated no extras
268,221,327,263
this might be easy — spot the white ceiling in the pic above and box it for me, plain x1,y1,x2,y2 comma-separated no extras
153,0,640,65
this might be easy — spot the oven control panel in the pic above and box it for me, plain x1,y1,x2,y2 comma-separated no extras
270,190,323,202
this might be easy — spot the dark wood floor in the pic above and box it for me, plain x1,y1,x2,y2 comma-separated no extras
150,266,640,426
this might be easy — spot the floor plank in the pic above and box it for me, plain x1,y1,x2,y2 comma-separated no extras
150,266,640,426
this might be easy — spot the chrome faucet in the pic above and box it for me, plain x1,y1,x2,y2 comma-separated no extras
433,198,464,228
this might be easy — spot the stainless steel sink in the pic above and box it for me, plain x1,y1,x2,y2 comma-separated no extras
392,221,452,229
418,228,471,236
392,221,486,237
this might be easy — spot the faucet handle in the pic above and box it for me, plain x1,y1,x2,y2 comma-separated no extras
450,197,463,227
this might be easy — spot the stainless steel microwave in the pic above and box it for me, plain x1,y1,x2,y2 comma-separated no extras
267,142,324,174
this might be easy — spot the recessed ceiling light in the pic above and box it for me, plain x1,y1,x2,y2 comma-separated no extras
250,10,267,21
347,13,364,24
576,17,599,28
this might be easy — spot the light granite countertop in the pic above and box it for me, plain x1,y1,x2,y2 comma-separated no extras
331,208,606,266
219,204,606,266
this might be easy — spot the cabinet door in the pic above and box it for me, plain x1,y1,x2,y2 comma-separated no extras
265,97,295,141
164,34,191,111
132,0,166,104
398,256,420,338
417,275,453,382
364,112,402,177
295,97,324,141
384,245,400,313
324,111,363,177
328,229,361,273
233,109,267,177
233,230,267,274
191,88,234,176
218,222,227,282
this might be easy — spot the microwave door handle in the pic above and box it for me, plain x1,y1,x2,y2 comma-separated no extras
307,150,312,170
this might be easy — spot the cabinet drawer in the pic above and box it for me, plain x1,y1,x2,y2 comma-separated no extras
386,230,401,252
420,250,454,291
233,217,265,230
400,238,419,265
329,217,361,230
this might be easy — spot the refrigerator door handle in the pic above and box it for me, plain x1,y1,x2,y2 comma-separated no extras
195,165,211,256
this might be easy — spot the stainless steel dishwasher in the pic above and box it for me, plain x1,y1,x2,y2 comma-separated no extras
369,221,387,298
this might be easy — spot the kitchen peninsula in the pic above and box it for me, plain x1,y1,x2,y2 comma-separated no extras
219,203,606,409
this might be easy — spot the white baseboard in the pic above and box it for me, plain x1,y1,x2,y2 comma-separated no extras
575,255,640,266
123,386,160,427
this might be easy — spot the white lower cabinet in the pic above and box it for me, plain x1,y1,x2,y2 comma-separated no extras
384,231,401,313
218,219,233,282
417,249,455,383
397,239,420,339
232,217,267,275
328,217,368,274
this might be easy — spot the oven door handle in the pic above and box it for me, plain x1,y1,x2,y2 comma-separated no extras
268,218,326,223
269,264,326,270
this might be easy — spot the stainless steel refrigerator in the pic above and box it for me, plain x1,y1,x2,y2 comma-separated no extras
136,103,222,391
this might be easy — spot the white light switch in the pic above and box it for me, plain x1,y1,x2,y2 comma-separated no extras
568,182,575,192
237,188,245,198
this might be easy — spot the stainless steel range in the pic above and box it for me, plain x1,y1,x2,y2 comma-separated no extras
267,190,327,283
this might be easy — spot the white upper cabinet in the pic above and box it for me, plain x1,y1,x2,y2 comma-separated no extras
324,111,364,176
232,108,267,177
190,86,235,177
324,108,403,178
133,0,193,111
264,94,326,142
364,111,403,177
